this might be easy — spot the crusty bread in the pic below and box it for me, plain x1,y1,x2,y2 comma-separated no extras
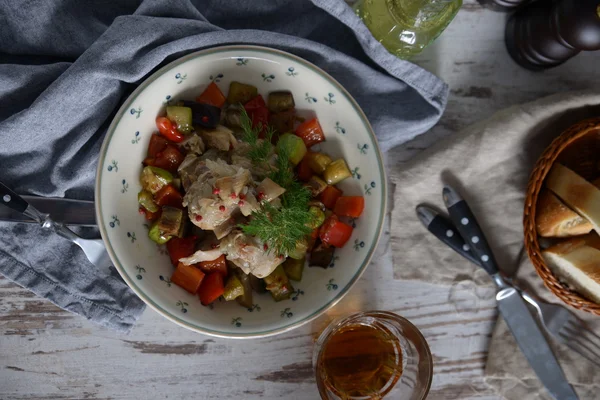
542,234,600,304
536,188,593,237
546,163,600,234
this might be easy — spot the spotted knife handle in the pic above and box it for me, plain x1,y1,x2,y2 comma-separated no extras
443,187,499,276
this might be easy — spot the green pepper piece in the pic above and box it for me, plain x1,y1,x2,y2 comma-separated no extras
148,222,171,244
227,81,258,105
166,106,193,134
140,166,173,194
223,275,245,301
235,271,254,308
283,257,305,281
264,265,294,301
277,133,307,165
137,190,159,212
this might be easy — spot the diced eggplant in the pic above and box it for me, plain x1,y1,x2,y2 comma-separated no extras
157,206,184,237
268,91,295,113
235,270,254,309
222,104,244,129
180,101,221,129
223,274,245,301
305,176,327,197
140,166,173,194
138,190,159,212
269,110,296,135
323,159,352,185
306,152,332,175
227,81,258,105
166,106,193,134
249,275,267,293
264,265,294,302
283,257,305,281
309,244,335,268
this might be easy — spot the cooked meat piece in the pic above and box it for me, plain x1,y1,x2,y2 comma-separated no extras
220,231,284,278
178,133,205,155
198,125,237,151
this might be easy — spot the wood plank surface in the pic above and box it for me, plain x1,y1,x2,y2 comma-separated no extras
2,1,600,399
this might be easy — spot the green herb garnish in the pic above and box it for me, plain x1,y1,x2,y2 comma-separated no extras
238,108,313,256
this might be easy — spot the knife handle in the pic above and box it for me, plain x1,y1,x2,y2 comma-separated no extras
429,215,482,266
0,181,28,213
443,186,499,276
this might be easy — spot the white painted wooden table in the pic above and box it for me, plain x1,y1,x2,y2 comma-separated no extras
2,1,599,399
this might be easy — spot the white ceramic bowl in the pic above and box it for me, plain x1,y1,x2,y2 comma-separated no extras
96,45,386,338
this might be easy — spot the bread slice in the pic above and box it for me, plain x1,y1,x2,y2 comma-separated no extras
536,188,593,237
546,163,600,234
542,234,600,304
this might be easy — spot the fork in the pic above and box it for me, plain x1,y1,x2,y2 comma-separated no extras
0,181,112,273
519,290,600,368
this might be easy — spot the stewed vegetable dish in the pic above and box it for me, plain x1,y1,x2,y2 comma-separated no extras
137,81,364,309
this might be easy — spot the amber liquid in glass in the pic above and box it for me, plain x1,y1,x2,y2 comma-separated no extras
317,323,403,398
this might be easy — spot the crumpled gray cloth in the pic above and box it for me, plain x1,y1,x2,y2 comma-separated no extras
0,0,448,333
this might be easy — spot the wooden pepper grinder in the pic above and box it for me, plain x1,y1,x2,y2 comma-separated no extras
506,0,600,70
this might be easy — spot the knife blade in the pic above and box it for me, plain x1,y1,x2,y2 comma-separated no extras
0,195,96,226
442,185,578,400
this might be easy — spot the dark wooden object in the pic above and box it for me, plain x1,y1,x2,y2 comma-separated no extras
505,0,600,70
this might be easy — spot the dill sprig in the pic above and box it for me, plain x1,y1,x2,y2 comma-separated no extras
238,105,313,256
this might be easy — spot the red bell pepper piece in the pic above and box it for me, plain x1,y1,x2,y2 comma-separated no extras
147,134,169,158
319,185,343,210
166,236,197,267
154,185,183,209
196,82,226,108
295,118,325,147
333,196,365,218
139,207,160,221
244,95,267,110
296,157,313,182
319,215,353,248
171,262,205,294
199,272,225,306
156,117,185,143
199,254,228,278
153,144,184,172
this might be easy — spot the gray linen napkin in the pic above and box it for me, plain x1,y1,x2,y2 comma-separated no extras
0,0,448,332
389,90,600,399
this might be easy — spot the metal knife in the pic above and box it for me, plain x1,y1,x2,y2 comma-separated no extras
442,185,578,400
0,195,96,226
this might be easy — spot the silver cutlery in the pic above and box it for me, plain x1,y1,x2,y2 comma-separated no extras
441,185,578,400
0,195,96,226
417,203,600,369
0,182,111,272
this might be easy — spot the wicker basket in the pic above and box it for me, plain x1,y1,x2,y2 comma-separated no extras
524,117,600,315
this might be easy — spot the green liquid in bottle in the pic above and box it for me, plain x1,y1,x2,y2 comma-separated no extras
355,0,462,58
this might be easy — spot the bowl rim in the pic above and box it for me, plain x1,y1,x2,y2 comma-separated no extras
95,45,388,338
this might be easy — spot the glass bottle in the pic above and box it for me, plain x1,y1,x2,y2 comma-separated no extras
354,0,463,58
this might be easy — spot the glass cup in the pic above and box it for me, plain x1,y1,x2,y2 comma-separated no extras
313,311,433,400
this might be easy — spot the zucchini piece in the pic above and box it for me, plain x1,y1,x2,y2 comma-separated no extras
148,222,171,244
140,166,173,194
288,238,308,260
157,206,184,237
227,81,258,105
235,271,254,309
264,265,294,302
308,206,326,229
283,257,305,281
306,152,332,175
277,133,307,165
223,274,245,301
323,159,352,185
166,106,193,134
138,190,159,212
249,275,267,293
268,91,295,113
